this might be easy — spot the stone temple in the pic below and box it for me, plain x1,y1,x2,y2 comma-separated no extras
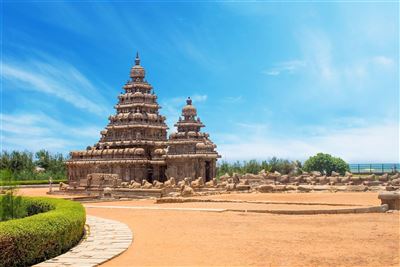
66,53,220,186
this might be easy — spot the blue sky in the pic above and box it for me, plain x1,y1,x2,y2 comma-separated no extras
1,1,399,163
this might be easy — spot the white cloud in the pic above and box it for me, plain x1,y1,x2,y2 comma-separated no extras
1,113,103,153
264,70,280,76
192,94,208,102
2,56,109,115
372,56,395,67
263,60,306,76
300,29,337,83
223,96,243,103
217,121,399,163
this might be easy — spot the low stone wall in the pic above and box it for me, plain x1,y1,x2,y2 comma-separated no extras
155,197,389,215
378,192,400,210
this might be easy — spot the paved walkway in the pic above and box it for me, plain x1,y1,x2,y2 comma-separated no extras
35,216,132,267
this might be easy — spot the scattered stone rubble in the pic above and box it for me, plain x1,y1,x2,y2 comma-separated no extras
56,167,399,199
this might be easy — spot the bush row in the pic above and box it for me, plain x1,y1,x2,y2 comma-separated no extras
0,179,67,186
0,197,85,267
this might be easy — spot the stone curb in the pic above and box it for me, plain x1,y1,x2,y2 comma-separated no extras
225,204,389,215
85,204,389,216
34,215,132,267
85,205,226,212
156,197,365,206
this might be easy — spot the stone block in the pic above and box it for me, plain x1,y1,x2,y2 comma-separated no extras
378,192,400,210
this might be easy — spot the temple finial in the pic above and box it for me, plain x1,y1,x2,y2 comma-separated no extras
186,97,192,105
135,51,140,65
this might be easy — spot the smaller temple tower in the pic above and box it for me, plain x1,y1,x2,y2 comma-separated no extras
165,97,220,181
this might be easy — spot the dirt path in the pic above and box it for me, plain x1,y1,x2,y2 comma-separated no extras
89,208,398,267
18,188,400,266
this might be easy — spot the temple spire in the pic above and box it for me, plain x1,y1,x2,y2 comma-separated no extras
135,51,140,65
186,97,192,105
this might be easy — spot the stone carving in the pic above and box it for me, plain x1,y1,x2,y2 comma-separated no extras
180,185,195,197
389,178,400,186
311,171,321,177
364,174,375,181
328,176,339,185
331,171,340,177
59,182,68,191
129,180,141,189
164,177,176,188
153,180,164,189
379,173,389,182
103,187,113,198
235,178,251,191
225,183,236,191
278,175,289,183
232,173,241,184
141,179,153,189
191,177,204,188
341,176,350,184
390,173,399,180
219,173,231,181
178,177,190,187
205,178,217,187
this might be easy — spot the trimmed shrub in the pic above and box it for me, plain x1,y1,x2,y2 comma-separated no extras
0,197,85,267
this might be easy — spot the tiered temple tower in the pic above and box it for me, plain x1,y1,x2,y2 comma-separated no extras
67,53,168,183
165,97,220,182
67,53,219,186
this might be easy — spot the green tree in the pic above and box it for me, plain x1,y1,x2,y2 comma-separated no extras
0,169,25,221
217,161,231,176
303,153,349,175
243,159,260,174
35,150,51,169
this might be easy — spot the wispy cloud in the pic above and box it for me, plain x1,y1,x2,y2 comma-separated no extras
223,96,243,103
1,113,103,153
371,56,395,67
263,60,306,76
299,29,337,83
295,28,397,92
2,55,110,116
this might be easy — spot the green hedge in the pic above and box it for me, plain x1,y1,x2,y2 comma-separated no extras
0,179,67,186
0,197,85,267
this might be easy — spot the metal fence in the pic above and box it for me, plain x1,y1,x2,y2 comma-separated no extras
349,164,399,174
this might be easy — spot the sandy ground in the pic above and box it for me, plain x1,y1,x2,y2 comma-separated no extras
17,187,86,198
18,188,400,266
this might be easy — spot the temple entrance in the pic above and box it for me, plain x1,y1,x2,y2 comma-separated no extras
205,161,211,182
159,166,166,182
147,166,153,183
